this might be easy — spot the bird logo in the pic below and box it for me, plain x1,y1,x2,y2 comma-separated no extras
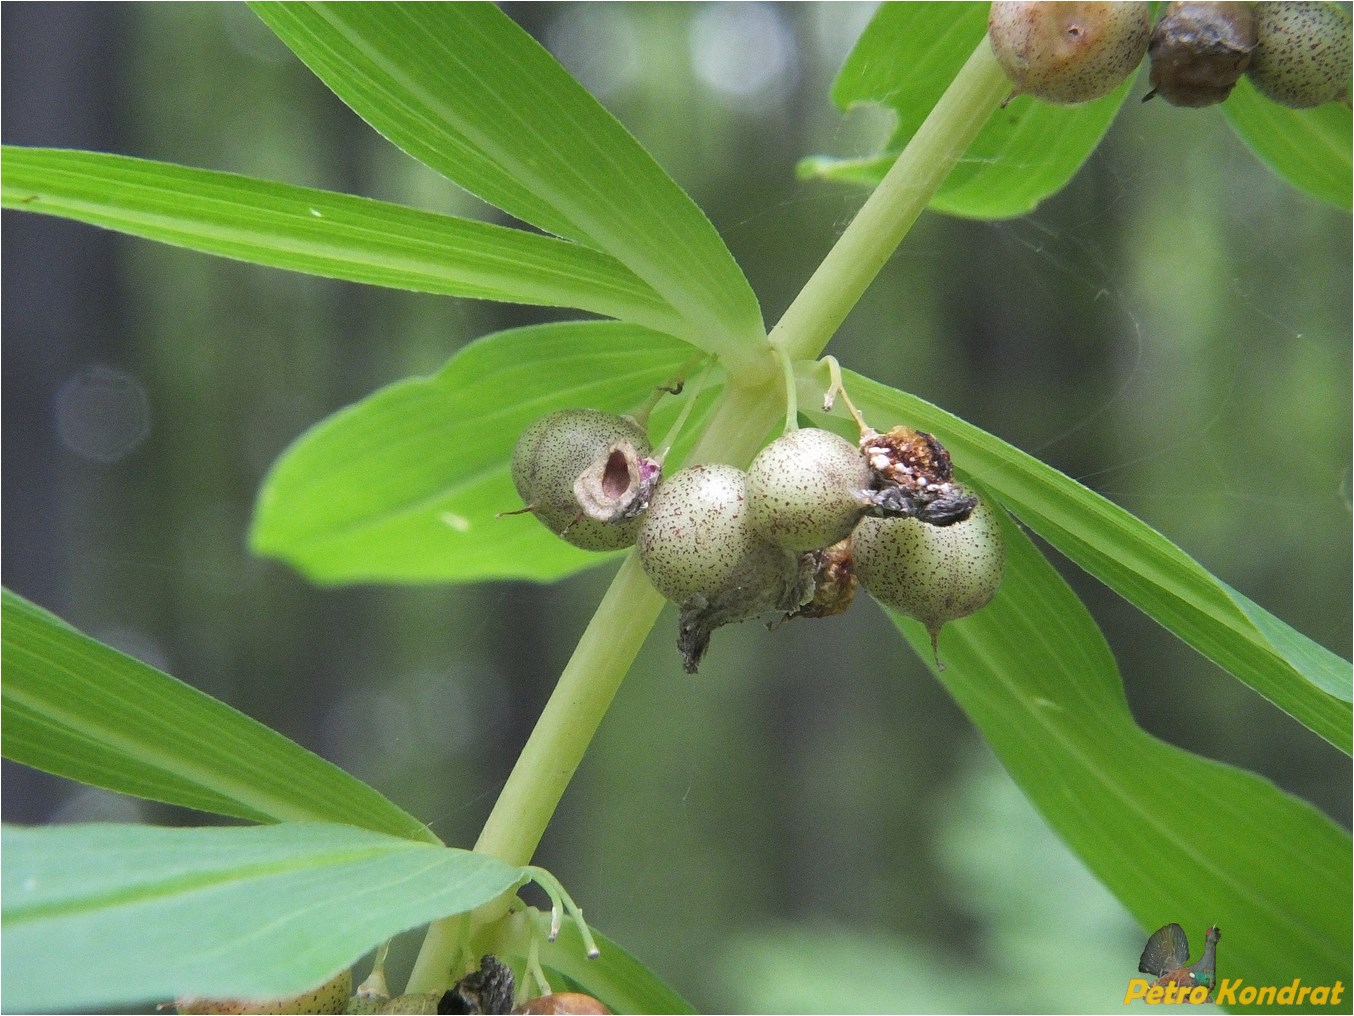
1138,924,1221,996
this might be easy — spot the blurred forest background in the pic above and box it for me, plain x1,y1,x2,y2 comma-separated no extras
3,4,1350,1013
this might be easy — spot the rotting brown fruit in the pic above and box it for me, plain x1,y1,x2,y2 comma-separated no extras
857,425,977,527
779,538,857,624
1145,2,1256,107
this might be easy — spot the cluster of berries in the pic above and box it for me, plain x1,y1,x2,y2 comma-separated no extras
988,1,1351,109
509,403,1005,673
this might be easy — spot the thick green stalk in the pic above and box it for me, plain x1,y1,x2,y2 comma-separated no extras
407,36,1008,994
771,39,1010,363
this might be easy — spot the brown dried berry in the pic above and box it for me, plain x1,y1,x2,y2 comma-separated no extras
857,425,977,527
1247,2,1352,108
989,1,1152,104
780,538,857,623
1145,2,1256,107
438,955,516,1015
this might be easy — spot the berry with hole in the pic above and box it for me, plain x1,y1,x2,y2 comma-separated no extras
509,409,659,551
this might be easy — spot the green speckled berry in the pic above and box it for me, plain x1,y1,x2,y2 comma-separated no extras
177,969,352,1014
746,428,872,552
345,992,445,1014
637,464,813,672
510,409,655,551
989,2,1151,104
852,496,1005,643
1247,2,1351,108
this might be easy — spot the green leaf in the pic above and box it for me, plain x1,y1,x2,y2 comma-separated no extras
1,822,525,1013
884,507,1351,1006
0,146,687,336
800,368,1352,752
1,589,433,840
251,321,710,585
252,2,764,356
1221,76,1353,210
799,2,1137,219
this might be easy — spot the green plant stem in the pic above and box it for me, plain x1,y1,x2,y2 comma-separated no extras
407,35,1008,995
771,38,1010,363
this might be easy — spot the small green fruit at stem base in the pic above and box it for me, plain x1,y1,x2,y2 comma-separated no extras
508,409,660,551
988,1,1152,104
1144,2,1256,107
746,427,873,552
175,968,352,1014
637,463,814,672
852,496,1006,663
345,992,445,1015
1246,2,1352,108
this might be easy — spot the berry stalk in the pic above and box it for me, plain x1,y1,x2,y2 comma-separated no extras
770,37,1010,365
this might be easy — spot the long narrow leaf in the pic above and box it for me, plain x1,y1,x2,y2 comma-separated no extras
1,589,434,841
252,3,764,354
883,507,1351,1004
1221,76,1352,210
799,368,1351,752
0,146,687,336
1,822,525,1013
251,321,710,585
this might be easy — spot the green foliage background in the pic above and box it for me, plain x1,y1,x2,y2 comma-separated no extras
3,4,1349,1012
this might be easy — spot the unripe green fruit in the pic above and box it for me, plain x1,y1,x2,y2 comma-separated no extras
1146,2,1256,107
1247,2,1352,108
510,409,657,551
345,991,444,1014
746,428,873,552
637,464,814,672
989,2,1152,104
852,496,1005,649
176,969,352,1014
